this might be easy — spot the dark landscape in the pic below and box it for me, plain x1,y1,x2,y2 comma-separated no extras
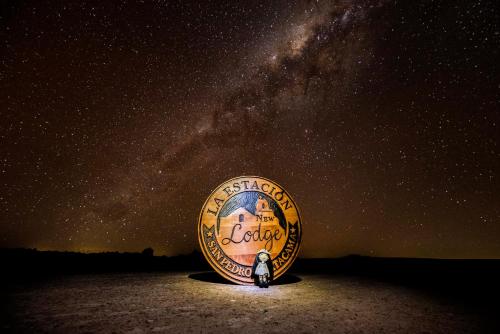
2,249,499,333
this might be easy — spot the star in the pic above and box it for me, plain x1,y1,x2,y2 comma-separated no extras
207,231,213,238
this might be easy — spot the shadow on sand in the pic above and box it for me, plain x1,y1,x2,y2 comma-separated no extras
188,271,302,285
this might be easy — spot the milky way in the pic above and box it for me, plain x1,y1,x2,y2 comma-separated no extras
1,0,499,258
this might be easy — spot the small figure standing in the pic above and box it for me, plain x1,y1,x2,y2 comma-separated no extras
251,249,274,288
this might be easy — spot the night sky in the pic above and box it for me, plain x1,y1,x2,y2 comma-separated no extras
1,0,499,258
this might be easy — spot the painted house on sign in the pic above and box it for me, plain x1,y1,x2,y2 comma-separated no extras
221,196,277,226
255,196,276,222
217,196,282,266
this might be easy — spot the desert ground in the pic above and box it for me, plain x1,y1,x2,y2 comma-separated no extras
2,271,497,333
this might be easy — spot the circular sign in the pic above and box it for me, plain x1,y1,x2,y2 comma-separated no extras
198,176,302,285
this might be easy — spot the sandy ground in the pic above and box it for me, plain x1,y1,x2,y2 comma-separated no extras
2,272,495,333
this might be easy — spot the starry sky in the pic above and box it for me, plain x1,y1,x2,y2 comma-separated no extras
1,0,499,258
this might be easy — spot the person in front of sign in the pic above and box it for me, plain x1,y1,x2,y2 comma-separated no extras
251,249,273,288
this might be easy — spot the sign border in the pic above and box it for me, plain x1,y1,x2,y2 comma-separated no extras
197,175,303,285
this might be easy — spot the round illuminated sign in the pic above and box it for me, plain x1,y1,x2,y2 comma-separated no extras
198,176,302,285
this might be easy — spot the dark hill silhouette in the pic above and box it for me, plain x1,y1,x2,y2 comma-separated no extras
0,248,209,281
293,255,500,302
2,248,500,303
